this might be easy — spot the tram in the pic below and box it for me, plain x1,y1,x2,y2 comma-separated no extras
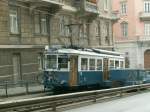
43,48,125,91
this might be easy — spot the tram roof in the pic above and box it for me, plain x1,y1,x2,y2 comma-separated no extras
46,48,124,59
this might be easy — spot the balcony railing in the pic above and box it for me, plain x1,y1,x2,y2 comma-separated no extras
41,0,63,3
111,11,120,20
138,36,150,41
25,0,63,4
139,12,150,20
85,1,98,13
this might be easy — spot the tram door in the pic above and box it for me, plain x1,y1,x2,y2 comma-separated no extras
69,56,78,87
103,58,109,80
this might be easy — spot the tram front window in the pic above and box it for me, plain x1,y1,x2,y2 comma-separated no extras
58,55,68,70
46,55,57,69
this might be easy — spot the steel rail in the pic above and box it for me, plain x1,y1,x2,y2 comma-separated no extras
0,83,150,112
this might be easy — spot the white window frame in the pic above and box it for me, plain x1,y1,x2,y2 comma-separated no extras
144,1,150,13
109,59,115,69
121,2,127,15
121,22,128,37
45,54,58,71
95,22,99,36
34,13,40,34
58,55,70,71
45,54,70,71
96,58,103,71
89,58,96,71
79,55,103,71
104,0,109,11
41,16,48,35
144,23,150,36
120,60,125,68
115,59,120,69
9,8,19,34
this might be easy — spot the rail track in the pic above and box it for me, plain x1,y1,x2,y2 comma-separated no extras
0,83,150,112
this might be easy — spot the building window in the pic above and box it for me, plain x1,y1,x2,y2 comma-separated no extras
59,16,70,37
95,22,99,36
104,22,109,44
34,13,40,34
38,53,44,70
9,7,19,34
34,12,48,35
104,0,108,10
121,22,128,37
144,23,150,36
121,2,127,15
41,15,48,35
144,1,150,13
79,26,84,38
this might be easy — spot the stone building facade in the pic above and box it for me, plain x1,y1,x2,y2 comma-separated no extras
0,0,116,82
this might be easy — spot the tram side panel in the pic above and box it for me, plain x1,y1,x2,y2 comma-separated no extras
78,71,103,87
110,69,146,87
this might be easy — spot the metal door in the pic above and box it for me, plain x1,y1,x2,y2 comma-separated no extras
103,58,109,80
13,54,21,83
69,56,78,87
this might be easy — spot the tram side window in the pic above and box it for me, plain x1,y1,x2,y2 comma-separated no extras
109,60,115,69
58,55,68,70
120,61,124,68
97,59,102,70
115,60,119,69
81,58,88,70
46,55,57,69
89,59,95,70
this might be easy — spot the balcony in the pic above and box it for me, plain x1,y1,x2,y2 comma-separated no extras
74,0,99,17
84,0,99,14
24,0,63,11
139,12,150,20
25,0,63,4
111,11,120,21
138,36,150,42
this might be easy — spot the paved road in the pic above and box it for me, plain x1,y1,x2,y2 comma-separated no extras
63,92,150,112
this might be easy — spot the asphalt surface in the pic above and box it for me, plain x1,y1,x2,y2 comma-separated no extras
63,92,150,112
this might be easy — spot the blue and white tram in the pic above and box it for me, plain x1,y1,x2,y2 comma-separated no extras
43,48,125,90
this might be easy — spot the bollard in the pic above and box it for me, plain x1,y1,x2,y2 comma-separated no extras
5,82,8,97
26,82,29,94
